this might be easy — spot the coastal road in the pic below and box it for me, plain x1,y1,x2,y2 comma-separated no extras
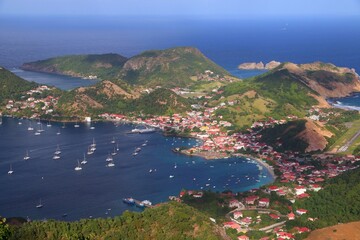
337,128,360,152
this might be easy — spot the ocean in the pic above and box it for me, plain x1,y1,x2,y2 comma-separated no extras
0,16,359,220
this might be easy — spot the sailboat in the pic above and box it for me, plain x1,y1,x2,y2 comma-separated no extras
111,137,116,144
81,153,87,165
56,129,61,135
74,160,82,171
90,138,96,148
54,145,61,155
36,199,43,208
46,121,52,127
87,146,94,155
8,164,13,174
24,150,30,160
62,123,66,129
28,123,34,131
74,121,80,128
106,160,115,167
53,154,60,160
106,154,113,162
90,125,95,130
116,143,119,151
38,123,44,132
111,147,117,156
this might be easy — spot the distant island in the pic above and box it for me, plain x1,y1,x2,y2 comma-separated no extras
238,60,281,70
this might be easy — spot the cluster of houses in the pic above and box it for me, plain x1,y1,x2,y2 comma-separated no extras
307,107,338,122
97,99,360,240
4,85,58,118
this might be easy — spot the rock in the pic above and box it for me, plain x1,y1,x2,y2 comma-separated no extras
238,61,280,70
237,62,264,70
265,61,281,70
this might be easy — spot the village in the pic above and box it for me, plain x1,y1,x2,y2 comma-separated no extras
100,101,360,240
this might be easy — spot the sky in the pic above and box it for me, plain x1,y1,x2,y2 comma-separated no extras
0,0,359,18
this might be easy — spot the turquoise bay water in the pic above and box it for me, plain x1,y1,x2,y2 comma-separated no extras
0,118,273,221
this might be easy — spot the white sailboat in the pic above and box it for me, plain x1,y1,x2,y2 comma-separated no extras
46,122,52,127
56,129,61,135
106,154,113,162
53,154,60,160
90,138,96,148
87,146,94,155
7,164,13,174
54,145,61,155
106,160,115,167
28,123,34,131
74,122,80,128
116,143,119,151
111,147,117,156
81,153,87,165
24,150,30,160
74,160,82,171
38,124,45,132
111,137,116,144
36,199,43,208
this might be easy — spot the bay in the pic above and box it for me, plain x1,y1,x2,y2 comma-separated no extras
0,117,273,221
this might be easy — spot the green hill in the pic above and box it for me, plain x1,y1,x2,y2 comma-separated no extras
213,62,360,129
0,67,38,104
21,53,128,80
119,47,231,87
21,47,233,88
9,202,223,240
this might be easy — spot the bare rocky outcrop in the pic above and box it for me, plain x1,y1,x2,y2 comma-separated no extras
238,61,280,70
296,120,333,152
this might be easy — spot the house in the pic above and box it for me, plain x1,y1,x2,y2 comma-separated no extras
309,184,322,192
276,231,295,239
287,212,295,220
244,195,259,205
294,186,307,195
268,185,279,192
239,217,252,226
269,213,280,220
237,236,249,240
258,198,270,208
297,193,310,199
229,199,241,208
233,211,243,219
223,222,241,232
296,209,308,215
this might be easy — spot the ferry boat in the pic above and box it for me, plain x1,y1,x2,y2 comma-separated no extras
131,127,156,134
122,197,135,205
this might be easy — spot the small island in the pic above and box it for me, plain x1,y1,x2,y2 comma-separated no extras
238,60,281,70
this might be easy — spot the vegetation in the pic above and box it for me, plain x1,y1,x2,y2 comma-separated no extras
22,47,232,88
213,68,318,128
0,67,38,104
21,53,128,80
9,202,222,240
290,167,360,230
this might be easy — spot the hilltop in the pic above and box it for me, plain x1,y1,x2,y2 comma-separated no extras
21,47,233,88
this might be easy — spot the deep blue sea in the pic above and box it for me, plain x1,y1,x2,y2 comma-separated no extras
0,16,359,220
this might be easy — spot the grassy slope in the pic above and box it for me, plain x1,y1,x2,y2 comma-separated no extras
0,67,38,104
22,54,128,79
120,47,231,87
10,202,222,240
214,68,318,129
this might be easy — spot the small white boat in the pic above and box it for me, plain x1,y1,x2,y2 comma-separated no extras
18,121,22,125
74,160,82,171
149,169,153,173
24,150,30,160
116,143,119,151
81,154,87,165
74,122,80,128
90,138,96,148
107,161,115,167
38,124,44,132
87,146,94,155
8,164,13,174
56,129,61,135
62,123,66,129
111,148,117,156
106,154,113,162
53,155,60,160
36,199,43,208
132,152,138,156
90,126,95,130
34,131,41,136
28,125,34,131
169,175,174,178
54,145,61,155
111,137,116,144
174,164,177,169
46,122,52,127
